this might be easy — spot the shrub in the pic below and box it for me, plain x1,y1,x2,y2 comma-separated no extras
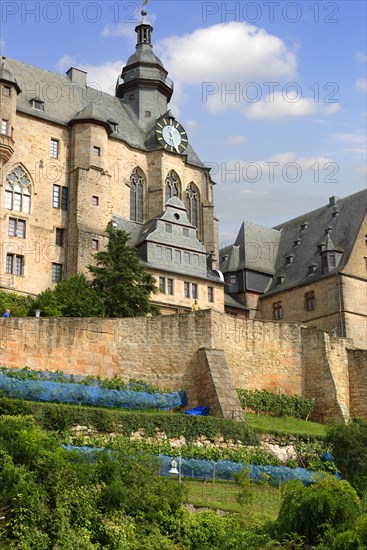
237,389,314,420
274,475,362,545
326,418,367,496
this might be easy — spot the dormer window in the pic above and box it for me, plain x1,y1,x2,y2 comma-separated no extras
294,238,300,247
332,209,340,219
31,99,44,111
301,221,308,231
308,263,317,275
322,253,336,270
108,120,118,132
276,275,285,285
286,254,294,265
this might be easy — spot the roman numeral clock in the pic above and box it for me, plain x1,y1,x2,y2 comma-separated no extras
156,116,188,154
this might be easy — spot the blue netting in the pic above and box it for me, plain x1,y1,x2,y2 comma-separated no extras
0,374,184,410
62,445,323,486
159,456,322,486
184,406,210,416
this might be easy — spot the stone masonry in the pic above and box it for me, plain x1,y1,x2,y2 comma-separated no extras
0,310,365,423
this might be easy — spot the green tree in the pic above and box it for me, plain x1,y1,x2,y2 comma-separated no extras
274,476,362,546
88,226,159,318
53,273,104,317
31,288,62,317
0,290,34,317
326,418,367,496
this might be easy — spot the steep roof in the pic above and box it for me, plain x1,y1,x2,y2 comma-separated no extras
265,189,367,294
220,221,280,275
2,56,206,169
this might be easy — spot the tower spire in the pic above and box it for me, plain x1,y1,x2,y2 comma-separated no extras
136,3,153,46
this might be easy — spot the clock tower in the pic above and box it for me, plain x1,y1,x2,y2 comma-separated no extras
115,8,173,126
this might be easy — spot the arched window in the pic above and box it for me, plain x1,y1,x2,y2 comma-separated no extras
165,171,180,203
130,168,144,223
4,166,31,213
186,183,199,229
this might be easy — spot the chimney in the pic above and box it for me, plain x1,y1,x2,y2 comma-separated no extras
66,67,87,87
329,196,340,207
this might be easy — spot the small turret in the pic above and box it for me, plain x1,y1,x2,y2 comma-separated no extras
0,58,21,164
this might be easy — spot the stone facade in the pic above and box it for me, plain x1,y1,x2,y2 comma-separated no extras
1,310,365,423
0,9,222,314
221,194,367,350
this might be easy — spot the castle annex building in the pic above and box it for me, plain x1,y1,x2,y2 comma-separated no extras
0,8,224,314
220,190,367,349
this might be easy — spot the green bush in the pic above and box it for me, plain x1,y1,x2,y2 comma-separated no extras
0,398,259,445
0,290,34,317
274,475,362,545
326,418,367,496
237,389,314,420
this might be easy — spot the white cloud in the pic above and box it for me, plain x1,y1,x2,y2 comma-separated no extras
57,56,123,94
80,61,123,95
226,135,248,145
243,92,340,120
156,22,297,85
101,23,135,40
355,52,367,64
355,78,367,94
328,131,367,156
57,55,79,73
185,120,197,131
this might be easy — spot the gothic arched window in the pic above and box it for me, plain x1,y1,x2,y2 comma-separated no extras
186,183,199,229
130,168,144,223
4,166,31,213
165,171,180,203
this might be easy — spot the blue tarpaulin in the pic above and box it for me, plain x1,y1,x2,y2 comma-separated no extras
184,406,210,416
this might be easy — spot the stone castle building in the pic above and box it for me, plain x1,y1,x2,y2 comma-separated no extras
220,190,367,349
0,8,223,314
0,7,365,348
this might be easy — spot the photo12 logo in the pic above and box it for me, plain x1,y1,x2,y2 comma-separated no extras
1,1,142,24
202,81,339,105
201,2,340,24
205,160,339,184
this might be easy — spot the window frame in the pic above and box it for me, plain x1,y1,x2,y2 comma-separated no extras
8,217,26,238
184,281,190,299
55,228,65,247
304,291,316,311
50,138,59,159
52,263,63,283
273,301,283,320
208,286,214,303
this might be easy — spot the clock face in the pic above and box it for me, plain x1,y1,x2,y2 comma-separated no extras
156,117,188,154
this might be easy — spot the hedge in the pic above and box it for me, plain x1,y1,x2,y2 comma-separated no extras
237,389,315,419
0,398,259,445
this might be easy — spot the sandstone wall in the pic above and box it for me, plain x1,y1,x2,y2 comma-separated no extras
348,349,367,418
0,311,365,422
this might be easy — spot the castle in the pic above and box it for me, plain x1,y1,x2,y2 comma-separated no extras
0,8,366,422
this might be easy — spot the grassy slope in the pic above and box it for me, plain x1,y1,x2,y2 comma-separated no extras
245,413,327,439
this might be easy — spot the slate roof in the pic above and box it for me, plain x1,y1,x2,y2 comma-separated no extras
220,189,366,295
1,56,206,169
224,294,249,311
265,189,367,294
220,221,280,275
113,198,223,284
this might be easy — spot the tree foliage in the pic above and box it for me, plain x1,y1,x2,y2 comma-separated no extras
326,418,367,496
88,226,159,317
274,476,362,545
53,273,105,317
0,290,34,317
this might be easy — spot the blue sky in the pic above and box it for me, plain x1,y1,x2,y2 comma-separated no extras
1,0,366,245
